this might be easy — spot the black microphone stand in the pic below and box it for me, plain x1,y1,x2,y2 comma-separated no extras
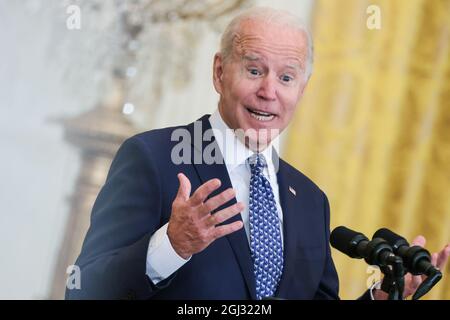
379,254,405,300
364,238,405,300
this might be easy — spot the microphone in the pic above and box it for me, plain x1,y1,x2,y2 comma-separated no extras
330,226,401,267
331,226,406,300
373,228,442,300
373,228,438,276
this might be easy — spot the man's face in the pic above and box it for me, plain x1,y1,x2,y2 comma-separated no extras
213,19,309,149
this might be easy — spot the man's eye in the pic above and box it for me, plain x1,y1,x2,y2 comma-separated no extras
281,75,293,82
248,68,261,76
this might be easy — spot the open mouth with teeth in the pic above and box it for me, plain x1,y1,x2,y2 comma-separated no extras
246,107,276,122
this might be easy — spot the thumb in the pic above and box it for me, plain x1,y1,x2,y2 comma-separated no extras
411,235,426,247
176,173,191,201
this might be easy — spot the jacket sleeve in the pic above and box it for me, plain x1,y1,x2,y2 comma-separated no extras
313,192,340,300
65,136,173,299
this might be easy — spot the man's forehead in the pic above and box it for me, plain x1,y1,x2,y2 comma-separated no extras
233,37,307,69
242,53,302,70
231,20,308,66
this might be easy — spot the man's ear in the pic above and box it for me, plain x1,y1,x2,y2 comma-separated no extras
213,53,224,95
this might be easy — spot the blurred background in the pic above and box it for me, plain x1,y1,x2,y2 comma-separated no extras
0,0,448,299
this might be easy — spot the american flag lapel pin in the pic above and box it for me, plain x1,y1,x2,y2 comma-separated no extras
289,186,296,196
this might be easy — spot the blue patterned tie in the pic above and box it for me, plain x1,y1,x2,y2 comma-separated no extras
248,153,284,300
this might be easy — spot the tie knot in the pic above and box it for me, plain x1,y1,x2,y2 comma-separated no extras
247,153,266,175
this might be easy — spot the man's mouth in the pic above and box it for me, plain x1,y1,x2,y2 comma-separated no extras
246,107,276,122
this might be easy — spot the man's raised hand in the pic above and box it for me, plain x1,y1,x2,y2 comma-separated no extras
167,173,244,259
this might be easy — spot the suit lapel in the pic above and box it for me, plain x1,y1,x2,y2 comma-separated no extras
187,115,257,299
276,159,299,298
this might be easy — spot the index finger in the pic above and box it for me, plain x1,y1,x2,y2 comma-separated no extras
189,178,222,206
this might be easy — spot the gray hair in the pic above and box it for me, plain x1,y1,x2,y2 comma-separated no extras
220,6,314,80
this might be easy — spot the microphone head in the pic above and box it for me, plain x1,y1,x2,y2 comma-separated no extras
373,228,409,252
330,226,368,258
374,228,435,277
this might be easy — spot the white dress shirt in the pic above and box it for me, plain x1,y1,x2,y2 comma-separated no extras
146,109,284,284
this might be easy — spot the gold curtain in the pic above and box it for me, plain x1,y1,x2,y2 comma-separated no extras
284,0,450,299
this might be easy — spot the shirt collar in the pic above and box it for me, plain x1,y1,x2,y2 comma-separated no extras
208,109,279,174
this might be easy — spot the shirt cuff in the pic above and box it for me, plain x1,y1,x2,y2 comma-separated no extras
146,223,191,284
369,280,382,300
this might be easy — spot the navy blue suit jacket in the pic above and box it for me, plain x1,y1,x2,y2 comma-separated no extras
66,115,340,300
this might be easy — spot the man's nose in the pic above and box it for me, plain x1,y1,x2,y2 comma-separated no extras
256,75,277,101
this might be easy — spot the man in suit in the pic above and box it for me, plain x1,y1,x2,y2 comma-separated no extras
66,7,449,300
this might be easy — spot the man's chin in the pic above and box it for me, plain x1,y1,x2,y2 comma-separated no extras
234,128,279,152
